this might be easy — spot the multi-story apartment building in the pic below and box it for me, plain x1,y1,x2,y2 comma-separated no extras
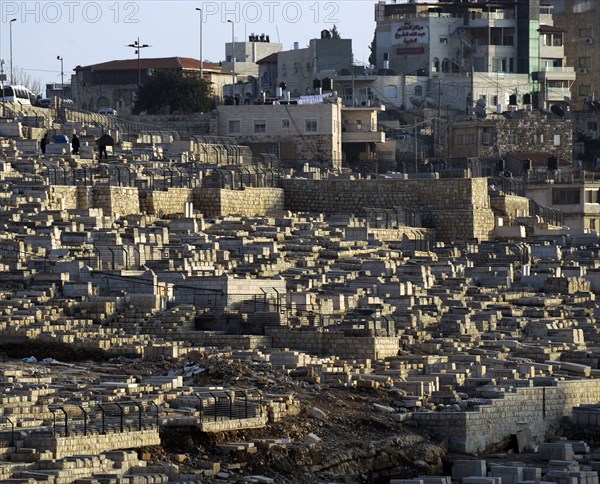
277,31,353,98
222,34,282,80
372,0,575,112
217,98,343,172
544,0,600,110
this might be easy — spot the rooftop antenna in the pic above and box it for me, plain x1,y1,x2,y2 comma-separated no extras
275,24,281,44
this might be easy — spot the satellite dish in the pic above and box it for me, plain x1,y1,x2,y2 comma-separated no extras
474,106,487,119
550,104,565,117
476,98,486,109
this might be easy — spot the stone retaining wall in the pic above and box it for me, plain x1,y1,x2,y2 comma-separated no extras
414,379,600,454
281,177,494,242
490,195,531,220
46,186,140,217
193,188,285,217
139,188,193,215
24,429,160,459
266,327,399,360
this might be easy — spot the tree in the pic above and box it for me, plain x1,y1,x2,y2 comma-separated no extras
368,32,377,67
330,24,341,39
12,66,42,95
134,70,214,115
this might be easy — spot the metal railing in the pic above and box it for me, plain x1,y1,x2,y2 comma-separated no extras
192,389,262,422
488,176,526,197
529,198,563,228
48,401,159,437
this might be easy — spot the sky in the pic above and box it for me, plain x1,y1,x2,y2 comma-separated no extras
0,0,378,95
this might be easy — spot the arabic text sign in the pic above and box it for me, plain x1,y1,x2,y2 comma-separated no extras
393,21,429,46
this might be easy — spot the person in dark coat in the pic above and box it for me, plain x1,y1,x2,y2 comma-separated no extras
71,134,80,155
96,133,114,160
40,133,50,154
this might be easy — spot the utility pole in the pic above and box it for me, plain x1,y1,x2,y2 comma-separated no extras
127,37,150,87
414,117,418,173
195,7,203,80
9,19,16,85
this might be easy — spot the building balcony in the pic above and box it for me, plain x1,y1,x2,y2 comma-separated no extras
342,100,386,110
534,66,576,82
342,131,386,143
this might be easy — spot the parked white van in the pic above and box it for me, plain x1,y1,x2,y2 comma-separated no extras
98,108,117,115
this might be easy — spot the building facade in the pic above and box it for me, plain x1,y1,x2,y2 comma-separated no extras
373,0,575,111
277,32,353,98
545,0,600,110
71,57,228,115
445,110,573,163
217,98,343,172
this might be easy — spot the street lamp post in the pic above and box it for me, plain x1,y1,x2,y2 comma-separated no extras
195,7,203,80
1,60,6,116
227,20,235,97
57,56,64,99
9,18,16,84
127,37,150,87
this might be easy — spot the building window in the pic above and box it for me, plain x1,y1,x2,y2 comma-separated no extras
553,134,561,146
305,119,318,133
454,134,464,145
482,128,493,145
507,132,518,145
579,57,592,69
579,28,593,38
585,189,599,204
356,120,363,130
281,119,290,129
535,134,544,144
414,85,423,96
552,188,580,205
228,120,240,134
269,143,280,158
281,64,287,76
573,0,596,13
293,63,298,74
492,57,507,72
579,84,592,96
432,58,440,73
553,34,563,46
591,218,597,231
254,119,267,134
384,85,397,98
442,58,450,73
440,37,448,44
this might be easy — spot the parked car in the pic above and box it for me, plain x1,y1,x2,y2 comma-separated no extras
98,107,117,115
37,98,53,108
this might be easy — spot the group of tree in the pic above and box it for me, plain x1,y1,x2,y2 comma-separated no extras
134,70,214,115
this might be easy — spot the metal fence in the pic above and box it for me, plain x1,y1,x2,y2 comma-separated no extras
488,176,526,197
48,401,159,437
192,390,263,422
529,198,563,227
0,417,14,447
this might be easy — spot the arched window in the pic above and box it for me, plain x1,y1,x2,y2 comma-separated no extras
442,58,450,72
384,85,397,98
432,57,440,73
414,85,423,96
97,96,110,109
